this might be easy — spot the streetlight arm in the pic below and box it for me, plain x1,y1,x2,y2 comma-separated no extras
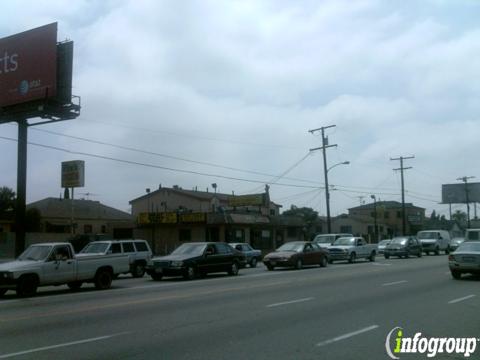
327,161,350,173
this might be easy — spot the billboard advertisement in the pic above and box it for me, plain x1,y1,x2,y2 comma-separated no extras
61,160,85,188
442,183,480,204
228,194,266,207
0,23,57,107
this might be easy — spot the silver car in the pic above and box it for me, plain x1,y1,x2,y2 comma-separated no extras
448,241,480,279
449,237,465,252
377,239,391,255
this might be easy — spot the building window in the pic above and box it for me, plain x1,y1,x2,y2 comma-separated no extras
235,229,244,242
371,212,375,218
340,225,352,233
384,211,389,219
84,224,92,234
179,229,191,242
397,211,403,218
270,209,276,216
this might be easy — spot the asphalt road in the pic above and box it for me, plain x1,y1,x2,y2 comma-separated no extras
0,255,478,360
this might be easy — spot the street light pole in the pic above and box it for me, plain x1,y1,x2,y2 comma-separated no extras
324,161,350,232
371,195,378,242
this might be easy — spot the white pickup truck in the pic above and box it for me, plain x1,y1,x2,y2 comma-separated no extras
0,242,130,297
327,236,378,263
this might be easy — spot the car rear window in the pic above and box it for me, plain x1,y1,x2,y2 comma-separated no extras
111,243,122,253
134,241,149,252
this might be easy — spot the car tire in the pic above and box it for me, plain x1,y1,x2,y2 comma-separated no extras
228,262,239,276
417,251,422,258
131,263,146,278
384,254,390,259
451,270,462,280
295,259,303,270
184,266,196,280
250,258,258,268
16,275,38,297
67,281,83,291
348,253,356,264
94,269,113,290
425,251,429,256
0,289,7,297
266,264,274,271
369,252,376,262
320,256,328,268
151,272,163,281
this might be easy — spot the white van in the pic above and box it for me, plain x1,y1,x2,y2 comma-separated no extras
465,229,480,242
416,230,451,255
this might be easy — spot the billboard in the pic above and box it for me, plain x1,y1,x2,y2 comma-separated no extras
442,183,480,204
228,194,266,207
61,160,85,188
0,23,57,108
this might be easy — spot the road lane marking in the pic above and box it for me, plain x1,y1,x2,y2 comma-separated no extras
448,294,476,304
266,297,314,308
316,325,379,347
382,280,408,286
0,332,130,359
372,263,392,266
0,280,292,323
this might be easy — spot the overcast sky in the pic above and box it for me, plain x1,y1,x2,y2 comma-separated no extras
1,0,479,217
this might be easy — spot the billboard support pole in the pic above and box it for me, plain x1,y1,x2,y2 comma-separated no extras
14,119,28,258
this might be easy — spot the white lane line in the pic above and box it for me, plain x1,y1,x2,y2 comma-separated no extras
266,297,314,308
0,332,130,359
372,263,392,266
448,294,476,304
382,280,408,286
316,325,379,347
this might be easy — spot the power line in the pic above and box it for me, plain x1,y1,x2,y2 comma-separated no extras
0,136,321,190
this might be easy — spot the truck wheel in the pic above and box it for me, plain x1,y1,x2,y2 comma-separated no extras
131,263,146,278
348,253,356,264
417,251,422,258
228,262,239,276
94,270,113,290
0,289,7,297
67,281,83,291
151,273,163,281
320,256,328,268
404,251,410,259
16,275,38,297
250,258,258,268
369,252,376,262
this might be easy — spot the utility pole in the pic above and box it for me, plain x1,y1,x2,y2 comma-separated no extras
457,176,475,228
309,125,337,233
390,155,414,236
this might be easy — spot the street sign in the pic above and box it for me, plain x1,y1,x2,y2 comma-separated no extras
61,160,85,188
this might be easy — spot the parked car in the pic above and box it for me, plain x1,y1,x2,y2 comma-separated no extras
449,237,465,252
377,239,392,255
384,237,422,259
146,242,245,280
328,237,377,263
312,233,354,248
0,242,130,297
262,241,329,270
448,241,480,279
417,230,451,255
229,243,262,268
79,240,152,278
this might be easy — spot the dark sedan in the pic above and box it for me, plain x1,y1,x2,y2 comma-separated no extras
146,242,245,280
384,237,422,259
263,241,329,270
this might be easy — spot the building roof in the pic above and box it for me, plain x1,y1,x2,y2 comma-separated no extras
129,186,281,207
349,201,425,211
27,198,132,221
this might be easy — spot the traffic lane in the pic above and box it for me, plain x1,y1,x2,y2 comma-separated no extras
0,257,473,359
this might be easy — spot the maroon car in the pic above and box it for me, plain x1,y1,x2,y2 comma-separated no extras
263,241,329,271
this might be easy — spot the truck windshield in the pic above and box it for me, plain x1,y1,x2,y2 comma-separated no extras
333,238,355,246
313,235,333,244
18,245,52,261
171,243,207,256
81,243,109,254
417,232,437,239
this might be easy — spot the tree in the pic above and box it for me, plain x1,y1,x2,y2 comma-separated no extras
0,186,16,219
283,205,319,240
452,210,467,226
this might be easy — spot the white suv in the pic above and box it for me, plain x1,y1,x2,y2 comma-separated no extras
79,240,153,278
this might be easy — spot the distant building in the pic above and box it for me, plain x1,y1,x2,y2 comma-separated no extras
27,197,134,238
348,201,425,236
129,185,304,254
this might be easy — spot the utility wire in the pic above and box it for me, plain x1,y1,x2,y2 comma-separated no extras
0,136,321,189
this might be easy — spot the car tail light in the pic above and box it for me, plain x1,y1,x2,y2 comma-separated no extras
448,255,454,261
